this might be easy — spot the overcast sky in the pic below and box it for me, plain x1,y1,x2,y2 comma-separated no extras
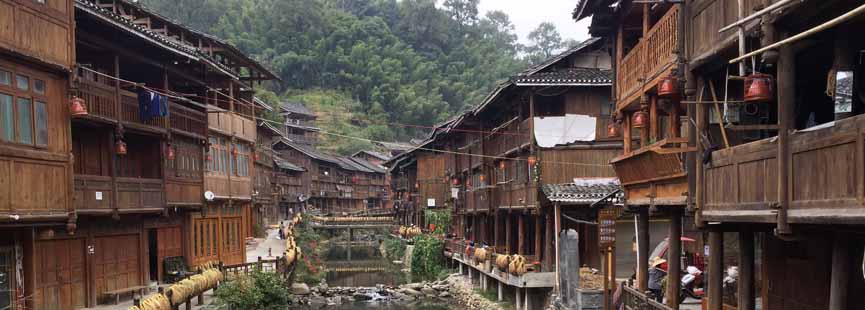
477,0,592,46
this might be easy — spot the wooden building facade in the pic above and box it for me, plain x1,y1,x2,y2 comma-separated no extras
386,39,621,309
0,0,276,308
576,0,865,309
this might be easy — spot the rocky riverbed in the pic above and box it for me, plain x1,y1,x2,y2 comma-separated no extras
287,273,508,309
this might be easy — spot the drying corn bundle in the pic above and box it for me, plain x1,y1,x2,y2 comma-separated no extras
464,244,474,258
398,226,422,239
314,216,392,223
127,292,170,310
283,213,303,266
474,247,489,263
507,254,527,276
164,264,223,305
495,253,510,270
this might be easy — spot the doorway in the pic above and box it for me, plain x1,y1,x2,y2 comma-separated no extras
148,229,158,282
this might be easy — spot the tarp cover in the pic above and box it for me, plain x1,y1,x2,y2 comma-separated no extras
533,114,597,147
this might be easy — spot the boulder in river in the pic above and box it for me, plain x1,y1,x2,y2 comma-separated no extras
399,288,423,296
291,283,311,295
421,287,437,296
353,293,373,301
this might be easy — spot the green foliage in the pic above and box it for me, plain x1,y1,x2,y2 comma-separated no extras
292,217,328,284
410,235,445,281
526,22,563,65
140,0,529,146
214,270,290,310
424,209,452,235
383,236,407,261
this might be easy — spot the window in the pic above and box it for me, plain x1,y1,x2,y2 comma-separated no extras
0,69,49,148
0,94,12,142
0,70,9,86
0,247,13,310
17,98,32,144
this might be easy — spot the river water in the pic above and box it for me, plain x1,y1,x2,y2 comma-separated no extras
293,243,452,309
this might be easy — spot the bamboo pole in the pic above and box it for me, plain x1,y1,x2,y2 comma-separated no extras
730,2,865,63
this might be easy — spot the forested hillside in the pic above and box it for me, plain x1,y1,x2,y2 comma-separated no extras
141,0,570,153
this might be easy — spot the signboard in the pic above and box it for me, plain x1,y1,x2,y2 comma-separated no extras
598,207,618,248
427,198,436,207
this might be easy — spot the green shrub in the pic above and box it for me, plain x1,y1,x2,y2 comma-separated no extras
425,210,452,235
214,270,290,309
410,235,445,281
383,236,407,261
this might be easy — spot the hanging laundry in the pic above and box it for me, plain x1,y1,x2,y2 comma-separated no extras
138,89,170,121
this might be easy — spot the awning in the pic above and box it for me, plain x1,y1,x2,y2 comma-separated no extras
542,178,621,205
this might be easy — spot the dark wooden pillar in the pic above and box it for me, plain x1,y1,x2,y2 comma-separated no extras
829,233,850,310
666,209,681,310
505,213,512,254
534,214,542,259
636,208,650,291
494,211,500,250
517,214,525,255
776,38,794,234
708,229,723,310
738,228,755,310
544,210,553,270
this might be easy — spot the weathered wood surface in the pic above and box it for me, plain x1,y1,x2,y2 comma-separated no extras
616,6,679,111
0,0,74,69
704,113,865,223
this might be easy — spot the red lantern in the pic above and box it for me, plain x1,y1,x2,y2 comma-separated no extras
352,176,359,183
527,155,537,167
115,139,127,156
479,174,486,183
70,96,88,117
206,153,213,161
231,147,239,156
632,110,648,128
606,121,621,138
167,146,176,161
452,178,459,186
253,152,260,161
744,73,774,103
499,161,506,170
657,74,679,98
414,182,420,189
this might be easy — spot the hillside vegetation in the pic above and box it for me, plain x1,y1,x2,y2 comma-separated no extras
142,0,573,152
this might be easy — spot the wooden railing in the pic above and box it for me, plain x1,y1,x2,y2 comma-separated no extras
170,102,207,137
120,90,169,129
491,184,538,209
287,133,316,145
486,118,530,156
703,114,865,223
616,5,679,109
622,285,671,310
77,78,118,120
222,257,286,279
74,175,164,210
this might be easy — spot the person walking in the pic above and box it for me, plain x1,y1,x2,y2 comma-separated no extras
648,257,668,302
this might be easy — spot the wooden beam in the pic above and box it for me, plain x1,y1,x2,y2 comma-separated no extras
517,214,525,255
534,214,542,261
708,229,723,310
666,209,681,310
506,213,512,254
776,37,793,234
649,95,659,141
623,112,632,154
829,233,850,310
636,208,649,291
738,228,755,310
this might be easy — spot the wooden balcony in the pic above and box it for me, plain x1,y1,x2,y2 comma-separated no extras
703,114,865,224
492,183,539,210
486,118,531,156
207,106,256,142
286,133,316,145
616,5,679,110
74,175,164,212
466,188,492,213
77,78,205,134
610,138,690,206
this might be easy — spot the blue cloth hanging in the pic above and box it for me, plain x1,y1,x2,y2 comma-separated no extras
138,89,170,121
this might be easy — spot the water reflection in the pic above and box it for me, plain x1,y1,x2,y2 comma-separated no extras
324,244,407,287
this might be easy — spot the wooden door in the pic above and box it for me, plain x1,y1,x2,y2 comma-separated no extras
34,239,86,310
191,216,219,266
221,216,244,265
92,235,140,300
155,227,182,282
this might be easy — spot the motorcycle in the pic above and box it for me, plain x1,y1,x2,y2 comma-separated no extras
679,265,704,301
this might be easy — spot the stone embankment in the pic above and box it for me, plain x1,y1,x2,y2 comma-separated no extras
444,273,506,310
288,279,456,308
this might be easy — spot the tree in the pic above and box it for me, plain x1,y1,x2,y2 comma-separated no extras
526,22,563,64
442,0,480,27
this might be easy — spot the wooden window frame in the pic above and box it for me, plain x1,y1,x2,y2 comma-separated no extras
0,65,49,149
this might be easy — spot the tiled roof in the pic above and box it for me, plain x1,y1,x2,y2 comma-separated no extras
514,67,612,86
280,102,314,116
273,156,305,172
349,157,387,174
352,150,391,162
542,178,621,204
519,37,603,76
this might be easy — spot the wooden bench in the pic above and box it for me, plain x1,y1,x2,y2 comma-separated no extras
102,285,148,305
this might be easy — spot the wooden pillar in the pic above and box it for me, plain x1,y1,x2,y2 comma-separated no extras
534,214,542,259
636,208,650,291
506,213,512,254
642,3,650,36
516,288,523,310
776,38,794,235
623,112,632,154
708,230,723,310
829,233,850,310
649,95,659,142
554,202,562,294
517,214,525,255
738,228,755,310
694,76,706,226
498,281,503,301
666,209,682,310
494,211,500,250
544,211,553,270
639,96,650,147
